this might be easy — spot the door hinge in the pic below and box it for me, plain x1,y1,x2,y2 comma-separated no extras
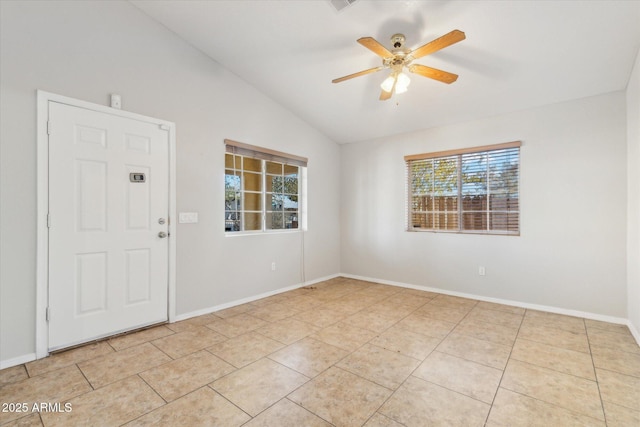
46,307,50,322
47,121,52,135
47,213,51,228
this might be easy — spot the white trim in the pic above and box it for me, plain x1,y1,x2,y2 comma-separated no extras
341,273,631,326
629,321,640,346
35,90,177,359
174,274,339,322
0,353,36,370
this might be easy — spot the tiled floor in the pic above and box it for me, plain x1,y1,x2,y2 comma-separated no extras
1,277,639,426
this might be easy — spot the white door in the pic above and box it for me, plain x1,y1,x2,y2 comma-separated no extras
48,101,169,351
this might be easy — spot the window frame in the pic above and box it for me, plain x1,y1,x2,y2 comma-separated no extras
405,141,521,236
224,139,307,234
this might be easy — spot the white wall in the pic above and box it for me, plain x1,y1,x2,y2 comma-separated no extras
0,1,341,365
341,92,628,318
628,49,640,338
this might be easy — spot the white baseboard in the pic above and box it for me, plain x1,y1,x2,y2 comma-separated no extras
4,271,636,370
174,273,340,322
629,321,640,346
341,273,632,327
1,353,36,370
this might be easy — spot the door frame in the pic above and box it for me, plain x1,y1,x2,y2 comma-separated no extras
36,90,177,359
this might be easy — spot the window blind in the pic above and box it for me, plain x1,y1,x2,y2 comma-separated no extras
224,139,308,167
406,141,521,235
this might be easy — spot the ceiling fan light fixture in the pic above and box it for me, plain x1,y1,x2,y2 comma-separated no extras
395,72,410,93
380,71,410,95
380,73,397,92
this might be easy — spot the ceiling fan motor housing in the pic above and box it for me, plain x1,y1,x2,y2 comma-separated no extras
391,33,405,49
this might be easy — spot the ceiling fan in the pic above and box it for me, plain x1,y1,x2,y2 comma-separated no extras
332,30,466,100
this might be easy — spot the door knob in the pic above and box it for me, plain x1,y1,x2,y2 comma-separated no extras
158,231,167,238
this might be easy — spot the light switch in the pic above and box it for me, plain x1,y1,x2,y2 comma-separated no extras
179,212,198,224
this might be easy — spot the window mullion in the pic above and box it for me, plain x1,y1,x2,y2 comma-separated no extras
457,155,462,232
485,153,490,231
261,160,266,231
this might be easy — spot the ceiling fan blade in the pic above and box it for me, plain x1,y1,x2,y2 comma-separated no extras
409,64,459,84
409,30,466,60
357,37,394,59
332,66,384,84
379,89,392,101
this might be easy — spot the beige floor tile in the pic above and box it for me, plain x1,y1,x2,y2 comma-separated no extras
248,292,290,307
205,313,269,338
165,313,222,332
523,310,585,334
397,287,440,299
40,376,164,427
379,375,489,427
207,331,284,368
584,319,632,335
124,387,250,426
510,338,595,379
0,366,91,424
283,295,337,310
475,301,525,315
311,322,377,352
587,327,640,354
342,310,399,333
337,343,421,390
603,401,640,427
363,413,405,427
213,303,253,318
289,366,392,427
517,322,590,353
396,313,457,339
596,368,640,410
25,341,114,377
367,302,416,320
139,350,235,402
151,326,227,358
78,342,171,388
2,413,43,426
455,318,519,346
384,292,431,309
0,364,28,386
501,360,604,420
293,307,346,327
268,337,349,377
370,326,441,360
243,398,331,427
211,358,308,416
413,351,502,403
320,300,368,315
430,294,478,309
465,307,523,329
108,325,175,351
486,387,605,427
437,332,512,369
248,302,302,322
256,318,320,345
591,345,640,377
416,302,473,323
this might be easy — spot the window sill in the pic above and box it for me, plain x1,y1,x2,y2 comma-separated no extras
225,229,304,237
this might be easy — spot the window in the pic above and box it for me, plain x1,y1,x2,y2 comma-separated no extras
406,141,521,235
225,139,307,233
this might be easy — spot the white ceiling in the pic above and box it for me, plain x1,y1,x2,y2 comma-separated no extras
132,0,640,144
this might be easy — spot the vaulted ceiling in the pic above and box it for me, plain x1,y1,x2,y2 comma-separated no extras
132,0,640,144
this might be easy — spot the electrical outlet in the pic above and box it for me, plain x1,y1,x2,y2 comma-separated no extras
479,266,486,276
271,262,276,271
